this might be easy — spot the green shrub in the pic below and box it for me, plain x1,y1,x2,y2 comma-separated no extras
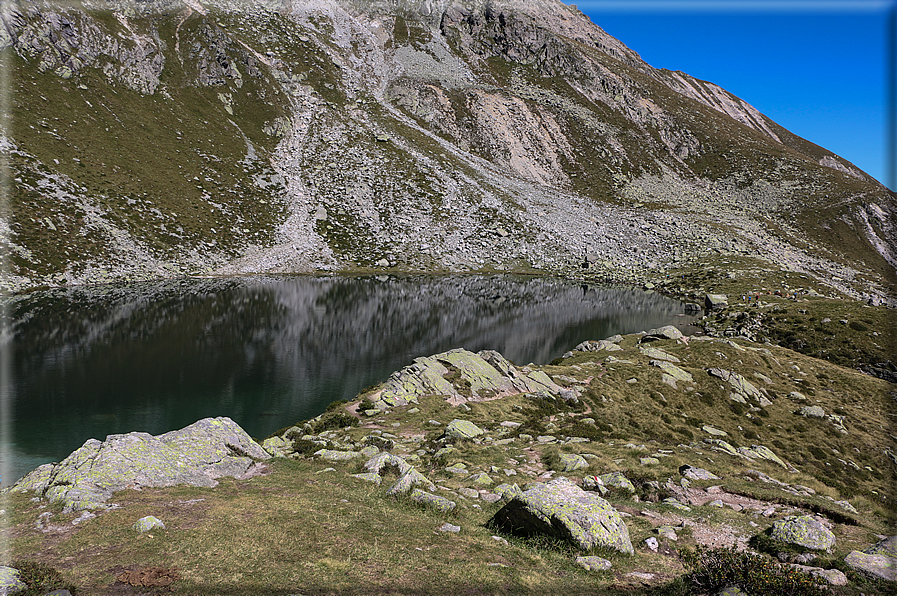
679,546,826,596
10,560,78,596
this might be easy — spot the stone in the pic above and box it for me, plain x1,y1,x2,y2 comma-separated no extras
573,339,623,352
439,522,461,533
867,536,897,557
12,417,269,512
444,419,485,440
361,435,396,451
351,472,382,484
458,487,479,499
651,360,693,383
489,477,633,554
444,463,469,475
702,425,728,437
386,468,436,496
468,472,493,486
555,453,589,472
641,325,684,342
576,556,612,571
409,489,456,512
640,457,660,465
844,551,896,581
0,566,26,595
790,565,848,586
314,449,361,461
359,446,379,458
796,405,826,418
679,465,719,480
134,515,165,532
372,349,563,409
705,294,728,310
645,537,659,551
261,436,291,456
599,472,636,493
494,483,522,500
770,516,835,551
639,347,680,362
363,452,412,476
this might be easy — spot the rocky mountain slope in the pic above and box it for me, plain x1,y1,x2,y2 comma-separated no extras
2,0,895,302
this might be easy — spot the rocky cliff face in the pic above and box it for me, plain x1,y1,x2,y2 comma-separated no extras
2,0,895,299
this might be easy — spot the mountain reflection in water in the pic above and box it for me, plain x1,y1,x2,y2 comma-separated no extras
7,274,698,484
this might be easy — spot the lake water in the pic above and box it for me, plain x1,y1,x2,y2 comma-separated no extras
5,274,699,485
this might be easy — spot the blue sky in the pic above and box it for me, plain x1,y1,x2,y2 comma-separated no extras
573,1,896,190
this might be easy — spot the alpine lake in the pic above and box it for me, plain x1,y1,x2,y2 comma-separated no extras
6,274,700,485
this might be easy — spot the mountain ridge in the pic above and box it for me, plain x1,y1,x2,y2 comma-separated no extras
1,0,895,302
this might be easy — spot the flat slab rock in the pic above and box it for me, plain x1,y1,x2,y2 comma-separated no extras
11,417,270,512
489,477,633,554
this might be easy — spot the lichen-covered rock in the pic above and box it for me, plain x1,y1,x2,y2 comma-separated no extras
370,348,563,409
261,436,291,457
867,536,897,557
599,472,636,493
386,468,436,496
576,556,612,571
314,449,361,462
489,477,633,553
134,516,165,532
555,453,589,472
494,483,522,500
11,417,269,512
468,472,494,486
409,489,456,512
705,294,728,310
796,405,826,418
363,452,412,476
642,325,684,341
444,419,485,439
770,516,835,551
639,346,680,362
650,360,693,384
0,566,26,595
679,465,719,480
843,551,896,581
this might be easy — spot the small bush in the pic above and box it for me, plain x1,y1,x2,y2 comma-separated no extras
679,546,826,596
849,321,868,332
11,560,78,596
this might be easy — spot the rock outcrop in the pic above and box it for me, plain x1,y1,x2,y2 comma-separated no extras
370,348,563,409
10,417,269,512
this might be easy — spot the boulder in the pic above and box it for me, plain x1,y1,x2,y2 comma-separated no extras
844,551,896,581
0,566,26,595
314,449,361,461
409,489,456,512
363,452,412,476
573,339,623,352
11,417,269,512
705,294,728,310
843,536,897,581
641,325,684,342
443,419,485,440
650,360,693,384
576,556,612,571
770,516,835,551
489,477,633,554
679,465,719,480
599,472,636,493
639,347,680,362
134,516,165,532
555,453,589,472
796,405,826,418
386,468,436,496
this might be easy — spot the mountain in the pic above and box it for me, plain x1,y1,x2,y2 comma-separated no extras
1,0,895,300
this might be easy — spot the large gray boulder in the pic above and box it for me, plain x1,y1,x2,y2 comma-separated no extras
843,536,897,581
489,477,633,554
770,516,835,551
11,417,269,512
0,567,26,595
